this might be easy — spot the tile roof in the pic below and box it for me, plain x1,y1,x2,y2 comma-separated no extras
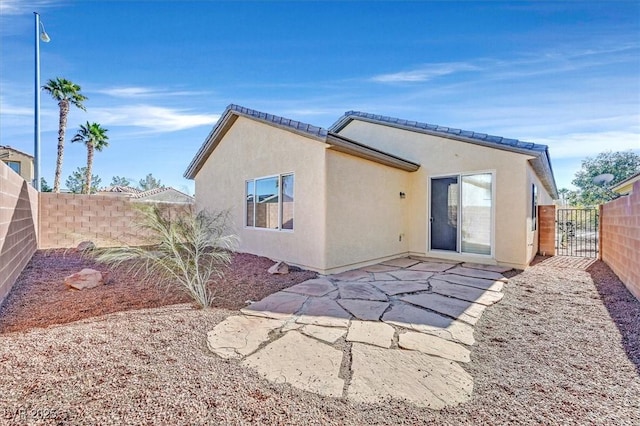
184,104,557,198
330,111,548,154
100,185,141,194
184,104,419,179
0,145,34,159
227,104,328,138
330,110,558,198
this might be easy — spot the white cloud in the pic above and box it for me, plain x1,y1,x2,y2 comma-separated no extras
538,131,640,160
370,62,479,83
86,104,219,132
0,0,58,15
95,86,211,99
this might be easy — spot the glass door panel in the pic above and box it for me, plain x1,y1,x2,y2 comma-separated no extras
461,174,492,255
430,177,458,251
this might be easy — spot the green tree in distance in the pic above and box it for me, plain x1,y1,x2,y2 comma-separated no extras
40,178,52,192
66,167,101,194
71,122,109,194
568,150,640,206
110,176,131,187
138,173,164,191
42,77,88,193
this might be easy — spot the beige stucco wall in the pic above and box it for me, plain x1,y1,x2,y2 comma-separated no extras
337,120,548,269
1,149,34,184
525,163,554,264
324,150,411,272
194,117,328,272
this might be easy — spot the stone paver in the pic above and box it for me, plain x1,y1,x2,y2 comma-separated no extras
346,320,395,348
349,343,473,409
398,331,471,363
400,293,486,325
430,279,503,306
461,262,513,273
448,266,508,282
383,302,476,345
301,324,346,344
408,262,456,273
372,281,430,296
296,297,352,327
206,315,285,359
283,278,336,297
243,331,345,397
381,258,420,268
337,299,390,321
328,269,370,281
209,257,508,409
337,282,388,301
388,270,434,281
362,264,398,273
437,273,504,292
241,292,308,320
373,272,399,281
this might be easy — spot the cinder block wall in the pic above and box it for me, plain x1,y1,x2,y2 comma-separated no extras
601,181,640,301
38,193,187,249
0,163,38,305
537,205,556,256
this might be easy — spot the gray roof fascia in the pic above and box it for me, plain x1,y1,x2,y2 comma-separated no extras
529,148,559,199
330,111,559,198
326,132,420,172
184,104,329,179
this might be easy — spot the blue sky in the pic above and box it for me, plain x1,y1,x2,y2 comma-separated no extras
1,1,638,195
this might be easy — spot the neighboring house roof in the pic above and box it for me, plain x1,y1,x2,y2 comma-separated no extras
611,171,640,195
0,145,34,159
183,104,421,179
330,111,559,199
134,187,195,204
99,185,141,194
99,185,194,203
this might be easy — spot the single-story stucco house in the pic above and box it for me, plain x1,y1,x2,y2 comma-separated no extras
185,104,558,274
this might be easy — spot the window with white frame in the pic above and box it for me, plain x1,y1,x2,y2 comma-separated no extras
245,173,294,230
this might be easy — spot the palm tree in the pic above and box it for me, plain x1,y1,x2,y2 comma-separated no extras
42,77,88,192
71,122,109,194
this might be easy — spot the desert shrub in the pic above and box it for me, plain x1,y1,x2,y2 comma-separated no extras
95,204,237,308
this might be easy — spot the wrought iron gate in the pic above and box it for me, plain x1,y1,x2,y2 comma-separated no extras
556,208,599,257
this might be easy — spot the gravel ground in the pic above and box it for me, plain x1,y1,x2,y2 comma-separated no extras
0,250,316,333
0,257,638,425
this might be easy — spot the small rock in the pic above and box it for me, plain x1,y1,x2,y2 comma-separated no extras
64,268,104,290
76,241,96,252
268,261,289,275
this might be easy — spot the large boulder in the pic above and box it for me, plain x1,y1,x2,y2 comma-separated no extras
64,269,104,290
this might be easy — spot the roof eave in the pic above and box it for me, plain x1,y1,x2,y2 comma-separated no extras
184,106,328,180
326,133,420,172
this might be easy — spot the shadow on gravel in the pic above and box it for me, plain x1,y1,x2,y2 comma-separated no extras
587,261,640,375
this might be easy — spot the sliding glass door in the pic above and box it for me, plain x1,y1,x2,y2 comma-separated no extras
430,173,493,256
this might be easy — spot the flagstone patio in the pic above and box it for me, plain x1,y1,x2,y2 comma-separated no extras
207,257,510,409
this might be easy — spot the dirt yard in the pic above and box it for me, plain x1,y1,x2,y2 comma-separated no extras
0,250,316,334
0,256,638,425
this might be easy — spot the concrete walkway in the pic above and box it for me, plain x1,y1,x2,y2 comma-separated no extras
207,257,509,409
